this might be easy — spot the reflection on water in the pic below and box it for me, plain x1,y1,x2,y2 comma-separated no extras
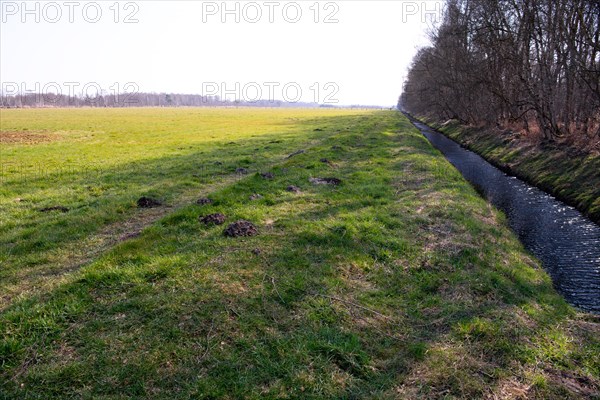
413,121,600,314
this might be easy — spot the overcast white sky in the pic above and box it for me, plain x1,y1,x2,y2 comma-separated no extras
1,1,443,106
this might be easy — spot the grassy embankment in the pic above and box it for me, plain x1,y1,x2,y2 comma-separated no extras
1,108,599,399
422,118,600,224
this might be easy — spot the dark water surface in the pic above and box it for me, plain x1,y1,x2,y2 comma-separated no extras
411,120,600,314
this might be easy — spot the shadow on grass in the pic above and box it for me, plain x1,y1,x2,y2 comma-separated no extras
1,111,598,399
0,113,377,280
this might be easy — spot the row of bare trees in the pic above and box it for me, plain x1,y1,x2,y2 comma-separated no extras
0,93,319,109
400,0,600,147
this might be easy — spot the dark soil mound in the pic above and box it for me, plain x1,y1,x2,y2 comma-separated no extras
309,177,342,186
286,185,302,193
196,197,213,205
200,213,226,225
224,220,259,237
40,206,69,213
137,197,162,208
236,167,249,174
260,172,274,180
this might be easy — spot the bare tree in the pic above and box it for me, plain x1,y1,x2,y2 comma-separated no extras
400,0,600,148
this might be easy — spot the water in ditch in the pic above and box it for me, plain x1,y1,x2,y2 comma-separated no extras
411,120,600,314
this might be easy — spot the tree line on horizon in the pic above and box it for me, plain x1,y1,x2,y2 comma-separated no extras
0,92,338,109
399,0,600,148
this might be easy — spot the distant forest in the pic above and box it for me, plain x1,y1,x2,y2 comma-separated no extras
0,92,339,109
400,0,600,149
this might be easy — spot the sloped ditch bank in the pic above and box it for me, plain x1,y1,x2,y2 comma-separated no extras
406,114,600,314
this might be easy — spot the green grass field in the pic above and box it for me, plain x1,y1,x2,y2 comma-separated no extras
1,108,599,399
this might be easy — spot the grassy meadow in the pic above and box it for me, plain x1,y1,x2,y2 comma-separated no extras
1,108,599,399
